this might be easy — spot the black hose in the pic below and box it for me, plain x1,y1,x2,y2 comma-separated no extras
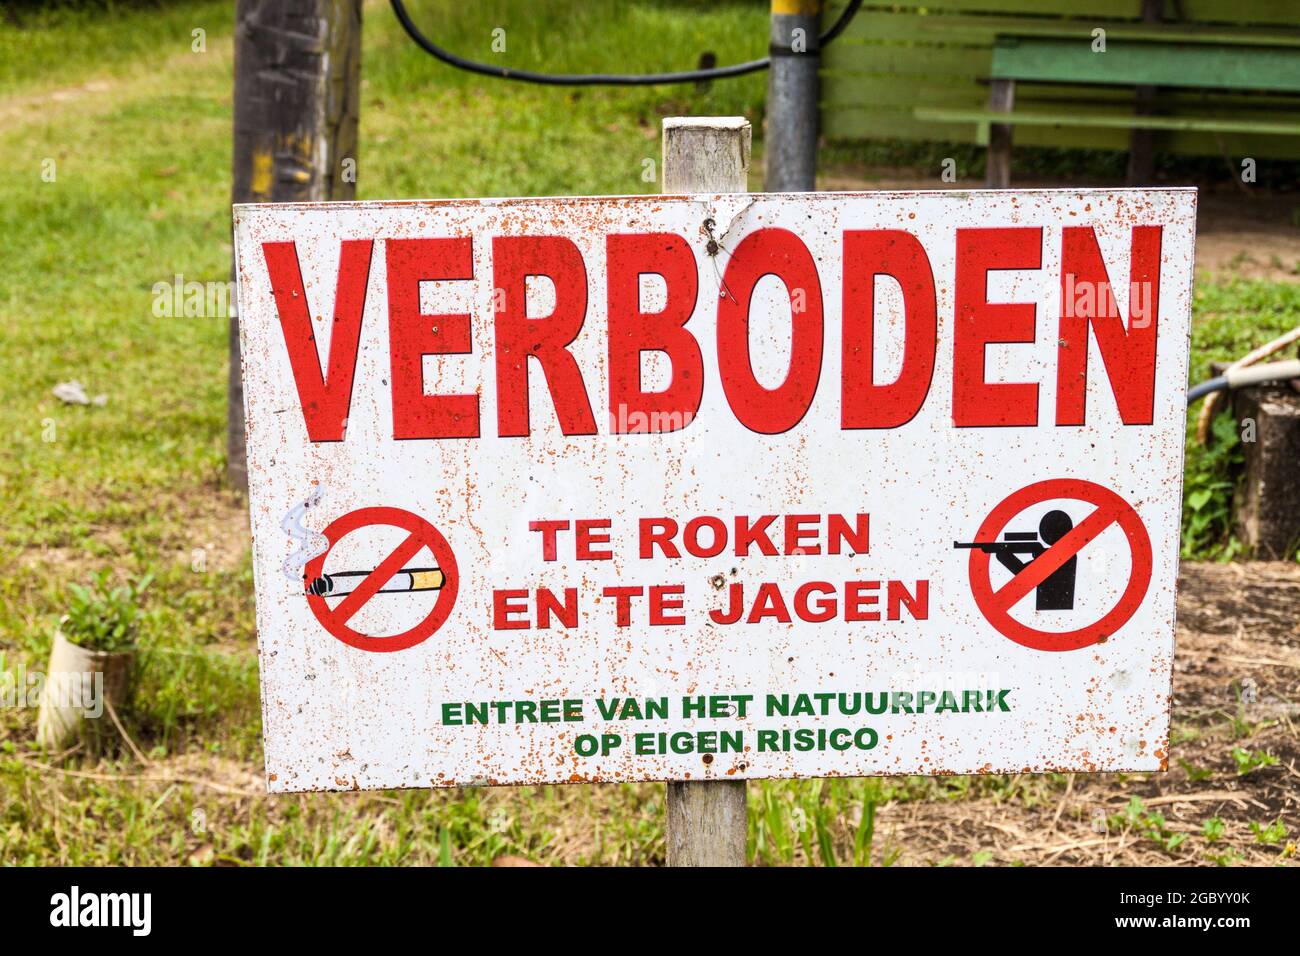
1187,377,1228,403
389,0,864,87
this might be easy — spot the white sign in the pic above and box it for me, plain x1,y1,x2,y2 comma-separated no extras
234,189,1194,792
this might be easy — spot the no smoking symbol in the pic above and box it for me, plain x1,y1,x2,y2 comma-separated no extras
303,507,459,653
964,479,1152,652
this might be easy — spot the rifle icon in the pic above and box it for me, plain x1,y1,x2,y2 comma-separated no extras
953,532,1042,555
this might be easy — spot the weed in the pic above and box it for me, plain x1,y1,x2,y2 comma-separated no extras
1111,796,1188,855
62,571,152,652
1249,818,1287,845
1230,747,1279,776
1206,849,1244,866
1181,414,1242,559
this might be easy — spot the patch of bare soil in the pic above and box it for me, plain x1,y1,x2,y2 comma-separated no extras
15,487,249,575
0,39,234,127
167,489,249,575
879,561,1300,866
819,168,1300,284
1194,193,1300,283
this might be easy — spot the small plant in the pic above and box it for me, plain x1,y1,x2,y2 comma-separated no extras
1109,794,1140,832
1110,796,1187,855
1202,817,1226,842
1206,849,1243,867
1249,818,1287,846
61,571,152,652
1169,725,1200,746
1151,824,1187,853
1230,747,1279,776
749,777,890,867
1178,758,1213,782
853,780,880,867
1227,705,1275,741
1180,413,1242,559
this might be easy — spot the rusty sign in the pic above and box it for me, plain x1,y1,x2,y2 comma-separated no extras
233,189,1195,792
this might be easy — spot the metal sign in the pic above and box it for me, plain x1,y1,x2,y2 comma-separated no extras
233,189,1194,792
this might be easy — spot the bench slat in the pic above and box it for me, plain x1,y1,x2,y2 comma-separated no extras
835,12,1300,48
914,107,1300,136
844,0,1300,25
993,38,1300,92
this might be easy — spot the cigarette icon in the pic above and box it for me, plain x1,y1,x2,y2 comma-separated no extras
306,567,446,597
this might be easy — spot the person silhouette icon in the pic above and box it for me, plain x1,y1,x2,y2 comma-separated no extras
990,509,1077,611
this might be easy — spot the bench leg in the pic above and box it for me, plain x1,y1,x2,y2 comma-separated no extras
1128,0,1162,185
1128,125,1155,185
986,78,1014,189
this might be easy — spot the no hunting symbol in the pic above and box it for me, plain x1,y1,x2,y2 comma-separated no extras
957,479,1152,653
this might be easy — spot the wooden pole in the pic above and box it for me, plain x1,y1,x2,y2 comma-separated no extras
229,0,363,493
985,78,1014,188
661,116,750,868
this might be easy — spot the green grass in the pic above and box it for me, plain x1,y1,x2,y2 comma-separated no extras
0,0,774,868
0,0,1294,866
360,0,769,198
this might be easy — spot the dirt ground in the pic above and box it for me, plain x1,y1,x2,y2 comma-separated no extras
879,561,1300,866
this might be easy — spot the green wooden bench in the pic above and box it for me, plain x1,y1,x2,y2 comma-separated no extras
914,30,1300,186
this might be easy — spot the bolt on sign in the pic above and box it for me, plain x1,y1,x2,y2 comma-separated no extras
233,188,1194,792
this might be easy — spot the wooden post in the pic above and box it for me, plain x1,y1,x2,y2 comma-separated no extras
661,116,750,867
985,78,1014,188
229,0,363,493
1231,383,1300,559
1127,0,1163,185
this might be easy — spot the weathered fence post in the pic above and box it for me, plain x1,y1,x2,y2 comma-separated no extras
764,0,821,192
661,116,751,867
229,0,363,493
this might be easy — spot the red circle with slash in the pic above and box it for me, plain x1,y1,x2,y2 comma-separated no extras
967,479,1151,653
304,507,458,653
